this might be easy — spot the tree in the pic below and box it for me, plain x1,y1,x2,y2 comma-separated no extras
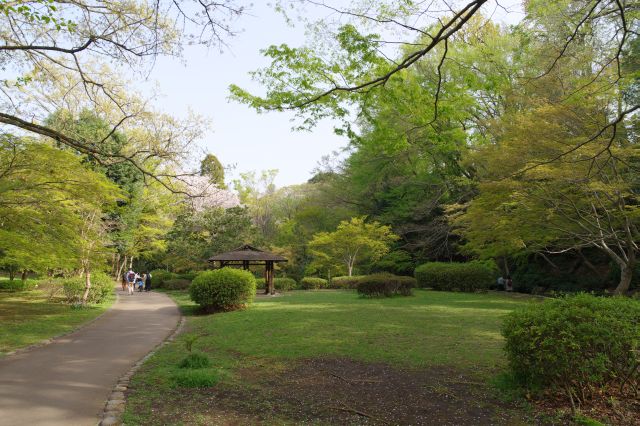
200,154,226,188
309,216,398,276
1,0,241,188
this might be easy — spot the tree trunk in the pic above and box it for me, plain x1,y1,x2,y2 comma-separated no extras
8,268,15,281
81,270,91,305
502,257,510,276
347,264,353,277
614,263,634,295
21,269,28,283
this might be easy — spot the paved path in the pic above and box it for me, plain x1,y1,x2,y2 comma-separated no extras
0,288,181,426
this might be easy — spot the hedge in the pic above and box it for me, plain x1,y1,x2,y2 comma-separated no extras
62,272,113,304
163,278,192,290
273,277,297,291
300,277,328,290
357,273,415,297
502,294,640,402
149,269,177,288
329,276,364,289
414,261,496,292
189,268,256,312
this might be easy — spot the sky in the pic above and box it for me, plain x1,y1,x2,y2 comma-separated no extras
147,1,524,188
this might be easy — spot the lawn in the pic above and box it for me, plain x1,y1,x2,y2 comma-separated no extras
124,290,537,425
0,282,114,356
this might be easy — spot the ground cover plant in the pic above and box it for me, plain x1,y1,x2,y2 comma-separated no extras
0,282,114,355
123,289,535,425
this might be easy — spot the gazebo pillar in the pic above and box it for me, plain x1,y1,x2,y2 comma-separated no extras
265,261,275,295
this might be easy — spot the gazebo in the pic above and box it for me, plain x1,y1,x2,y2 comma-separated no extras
208,245,287,295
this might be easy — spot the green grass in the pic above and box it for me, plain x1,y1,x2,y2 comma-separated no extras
123,289,536,424
0,285,114,355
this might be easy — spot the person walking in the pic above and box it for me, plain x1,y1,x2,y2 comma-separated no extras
144,271,152,292
121,272,128,292
505,275,513,292
126,269,136,295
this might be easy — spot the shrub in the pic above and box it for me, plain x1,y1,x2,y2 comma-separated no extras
273,277,297,291
62,272,113,304
0,279,36,292
163,278,191,290
299,277,328,290
189,268,256,312
502,294,640,403
149,269,177,288
329,276,364,289
414,261,496,292
179,352,211,369
176,271,200,281
357,273,416,297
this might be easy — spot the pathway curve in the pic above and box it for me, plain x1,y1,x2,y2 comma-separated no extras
0,288,181,426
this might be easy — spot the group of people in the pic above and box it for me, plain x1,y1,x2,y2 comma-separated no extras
122,270,152,295
497,275,513,292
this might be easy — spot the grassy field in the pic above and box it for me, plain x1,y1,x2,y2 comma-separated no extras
124,289,537,425
0,282,114,355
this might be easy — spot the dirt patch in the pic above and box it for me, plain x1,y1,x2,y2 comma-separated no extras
136,357,533,425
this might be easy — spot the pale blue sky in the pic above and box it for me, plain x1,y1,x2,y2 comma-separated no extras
147,1,523,187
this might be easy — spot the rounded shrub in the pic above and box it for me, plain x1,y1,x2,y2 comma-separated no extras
329,276,364,289
357,273,415,297
189,268,256,312
176,271,200,281
502,294,640,402
62,272,113,304
414,261,496,292
299,277,328,290
273,277,297,291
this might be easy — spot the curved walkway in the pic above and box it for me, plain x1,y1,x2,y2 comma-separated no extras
0,288,180,426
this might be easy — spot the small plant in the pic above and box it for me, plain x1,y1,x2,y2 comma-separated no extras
179,352,211,369
273,277,297,291
299,277,328,289
171,369,219,388
183,334,199,353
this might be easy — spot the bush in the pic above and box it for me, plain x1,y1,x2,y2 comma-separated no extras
163,278,192,290
414,261,496,292
502,294,640,402
357,273,415,297
189,268,256,312
0,279,36,292
273,277,297,291
299,277,328,290
149,269,177,288
176,271,200,281
62,272,113,304
179,352,211,369
329,276,364,289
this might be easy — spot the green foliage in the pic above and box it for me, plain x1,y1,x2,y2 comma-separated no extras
357,273,415,297
162,279,191,290
170,369,220,388
62,272,113,304
329,275,364,289
176,272,200,281
200,154,225,187
299,277,328,290
179,352,211,369
0,279,36,292
189,268,256,311
502,294,640,401
415,261,496,292
273,277,297,291
150,269,177,287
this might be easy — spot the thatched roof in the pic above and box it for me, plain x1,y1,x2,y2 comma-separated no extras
208,245,287,262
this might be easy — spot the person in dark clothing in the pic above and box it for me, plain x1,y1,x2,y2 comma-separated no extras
144,272,152,292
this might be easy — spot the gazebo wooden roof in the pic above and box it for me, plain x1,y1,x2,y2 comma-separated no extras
208,245,287,295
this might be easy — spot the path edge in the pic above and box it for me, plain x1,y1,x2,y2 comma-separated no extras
98,313,186,426
2,285,120,359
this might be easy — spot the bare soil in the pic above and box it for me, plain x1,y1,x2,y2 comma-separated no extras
143,358,534,425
